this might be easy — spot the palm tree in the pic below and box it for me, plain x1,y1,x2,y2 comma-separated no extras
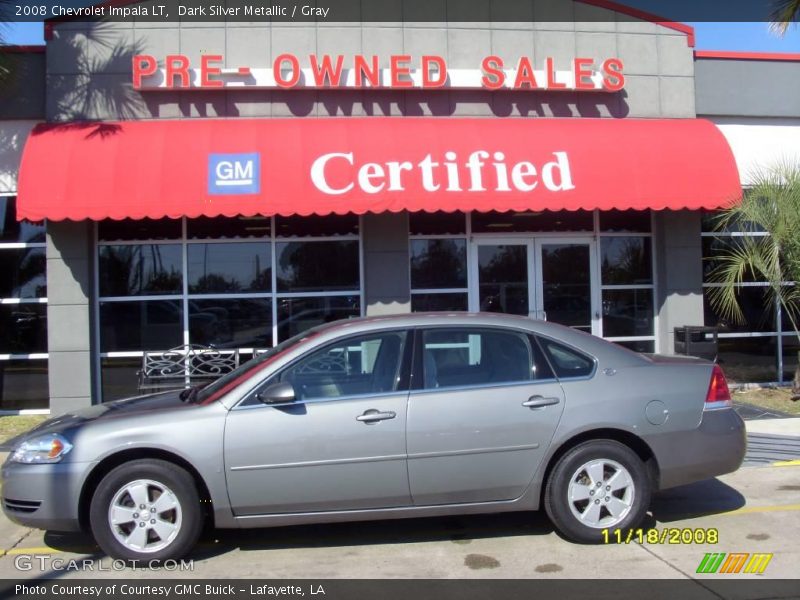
707,160,800,397
0,0,12,82
770,0,800,35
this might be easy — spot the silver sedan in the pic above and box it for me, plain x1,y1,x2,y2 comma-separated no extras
2,313,745,561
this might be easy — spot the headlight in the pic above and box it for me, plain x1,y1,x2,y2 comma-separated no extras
11,434,73,464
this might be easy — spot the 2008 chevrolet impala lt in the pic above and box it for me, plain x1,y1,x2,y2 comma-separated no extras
2,313,745,560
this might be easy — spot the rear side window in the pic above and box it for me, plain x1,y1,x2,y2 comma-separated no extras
421,328,553,390
537,337,595,379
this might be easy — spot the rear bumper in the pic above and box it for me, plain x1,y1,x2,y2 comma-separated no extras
1,458,89,532
650,408,746,490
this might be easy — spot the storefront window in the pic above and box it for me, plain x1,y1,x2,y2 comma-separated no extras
277,296,360,342
409,211,466,236
0,197,48,412
0,197,46,244
602,289,654,338
100,357,141,403
189,298,272,348
187,215,271,240
276,241,359,292
275,214,358,237
702,209,792,383
99,245,183,296
408,210,656,351
97,215,362,401
98,217,182,241
613,340,655,353
0,247,46,297
599,210,652,233
188,243,271,294
409,214,469,314
410,239,467,289
472,210,593,233
0,359,49,411
411,293,469,312
100,300,184,352
600,238,652,285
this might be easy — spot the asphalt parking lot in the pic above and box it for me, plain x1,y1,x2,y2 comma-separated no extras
0,423,799,581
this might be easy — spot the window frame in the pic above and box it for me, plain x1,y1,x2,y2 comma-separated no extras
235,327,413,409
411,325,558,393
534,333,599,382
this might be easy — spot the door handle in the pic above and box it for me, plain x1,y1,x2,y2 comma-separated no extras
522,395,560,408
356,409,397,423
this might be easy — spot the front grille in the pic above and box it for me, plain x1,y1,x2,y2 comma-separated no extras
3,498,41,513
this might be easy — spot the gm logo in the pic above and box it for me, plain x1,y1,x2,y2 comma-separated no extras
208,153,260,195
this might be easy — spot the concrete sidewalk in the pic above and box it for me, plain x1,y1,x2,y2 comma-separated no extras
745,417,800,437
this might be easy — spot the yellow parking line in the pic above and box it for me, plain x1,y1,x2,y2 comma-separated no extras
771,459,800,467
1,546,59,556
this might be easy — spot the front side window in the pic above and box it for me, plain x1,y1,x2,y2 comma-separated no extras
273,331,408,402
421,328,548,390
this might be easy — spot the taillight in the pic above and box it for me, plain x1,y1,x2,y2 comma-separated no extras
705,364,732,409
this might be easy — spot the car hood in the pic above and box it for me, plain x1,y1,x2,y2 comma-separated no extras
5,390,195,448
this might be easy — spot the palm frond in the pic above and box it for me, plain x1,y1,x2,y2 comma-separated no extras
770,0,800,35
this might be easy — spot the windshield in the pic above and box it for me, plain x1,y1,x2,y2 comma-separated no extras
196,328,322,403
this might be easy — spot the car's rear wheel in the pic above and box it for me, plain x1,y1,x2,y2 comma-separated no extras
544,440,650,543
89,459,203,561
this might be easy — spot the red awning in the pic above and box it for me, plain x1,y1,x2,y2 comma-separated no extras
17,117,741,221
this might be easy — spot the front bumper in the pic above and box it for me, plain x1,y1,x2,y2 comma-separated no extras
1,458,91,532
650,407,747,490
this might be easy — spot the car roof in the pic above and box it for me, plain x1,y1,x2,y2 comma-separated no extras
311,312,649,367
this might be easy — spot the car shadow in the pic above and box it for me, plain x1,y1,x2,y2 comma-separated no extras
42,479,745,560
44,511,555,560
649,478,746,523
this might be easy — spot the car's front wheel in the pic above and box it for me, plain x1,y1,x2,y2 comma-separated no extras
89,459,203,561
544,440,651,543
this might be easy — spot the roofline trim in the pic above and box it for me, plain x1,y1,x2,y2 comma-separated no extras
43,0,696,47
576,0,695,47
694,50,800,62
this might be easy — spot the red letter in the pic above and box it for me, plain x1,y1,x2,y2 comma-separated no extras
602,58,625,92
513,57,538,89
201,54,224,88
310,54,345,87
481,56,505,90
390,55,413,88
132,54,157,89
273,53,301,88
422,55,447,88
573,57,595,90
545,57,566,89
354,55,379,87
165,55,190,88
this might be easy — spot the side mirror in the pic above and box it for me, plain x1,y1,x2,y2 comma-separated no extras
256,381,296,405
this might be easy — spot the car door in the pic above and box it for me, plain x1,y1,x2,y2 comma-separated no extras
224,329,412,515
406,326,566,505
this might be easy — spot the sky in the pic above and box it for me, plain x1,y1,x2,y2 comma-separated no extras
1,4,799,52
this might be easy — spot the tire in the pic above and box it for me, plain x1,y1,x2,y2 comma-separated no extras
544,440,650,543
89,459,203,561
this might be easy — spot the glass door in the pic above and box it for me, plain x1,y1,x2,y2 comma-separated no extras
535,239,600,335
470,240,534,316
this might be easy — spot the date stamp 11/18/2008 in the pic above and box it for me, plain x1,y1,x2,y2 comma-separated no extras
602,528,720,545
